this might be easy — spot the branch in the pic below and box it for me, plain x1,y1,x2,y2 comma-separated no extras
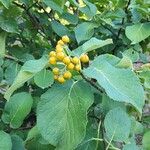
36,3,52,18
112,0,131,53
118,0,131,37
80,72,103,94
4,54,19,62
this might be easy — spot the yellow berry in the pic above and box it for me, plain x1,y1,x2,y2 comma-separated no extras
62,35,70,43
52,67,59,75
67,63,74,70
56,45,63,52
49,51,56,57
56,52,65,61
57,40,64,46
54,75,58,80
63,56,71,65
75,64,81,71
58,76,65,83
80,54,89,63
72,56,79,64
49,57,56,65
63,71,72,79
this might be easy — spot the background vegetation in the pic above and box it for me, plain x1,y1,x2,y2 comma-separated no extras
0,0,150,149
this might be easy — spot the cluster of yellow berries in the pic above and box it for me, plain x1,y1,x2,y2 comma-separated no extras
49,35,89,83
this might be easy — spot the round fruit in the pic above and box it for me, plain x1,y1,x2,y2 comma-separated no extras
63,56,71,65
80,54,89,63
72,56,79,64
58,76,65,83
54,75,58,80
63,71,72,79
57,40,64,46
62,35,70,43
52,67,59,75
56,45,63,52
56,52,65,60
75,64,81,71
49,51,56,57
49,57,56,65
67,63,74,70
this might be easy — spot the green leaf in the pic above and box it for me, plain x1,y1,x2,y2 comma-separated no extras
51,20,70,37
104,107,131,142
0,31,7,57
130,117,143,135
0,5,21,33
101,94,126,114
79,0,97,19
72,38,113,56
139,70,150,89
5,62,21,84
4,56,48,100
0,17,18,33
26,139,54,150
83,54,144,113
116,55,133,69
2,92,33,128
26,126,50,145
25,126,55,150
4,71,34,101
44,0,63,14
76,123,98,150
143,130,150,150
125,23,150,44
123,137,139,150
62,12,78,25
11,135,25,150
74,22,97,43
0,0,11,8
34,69,54,89
37,80,94,150
22,56,48,73
0,131,12,150
123,48,139,62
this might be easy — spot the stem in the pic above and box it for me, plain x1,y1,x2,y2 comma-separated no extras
112,0,131,54
95,120,101,150
80,72,103,94
4,54,19,62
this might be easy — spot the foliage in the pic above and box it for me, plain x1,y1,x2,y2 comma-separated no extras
0,0,150,149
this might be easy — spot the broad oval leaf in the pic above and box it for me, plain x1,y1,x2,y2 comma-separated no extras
4,71,34,100
125,23,150,44
51,20,70,37
123,137,140,150
34,69,54,89
4,56,48,100
37,80,94,150
79,0,97,19
43,0,63,14
11,135,25,150
62,12,78,25
5,62,21,84
2,92,33,128
74,22,97,44
104,107,131,142
72,38,113,56
22,56,48,73
83,54,144,113
0,131,12,150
